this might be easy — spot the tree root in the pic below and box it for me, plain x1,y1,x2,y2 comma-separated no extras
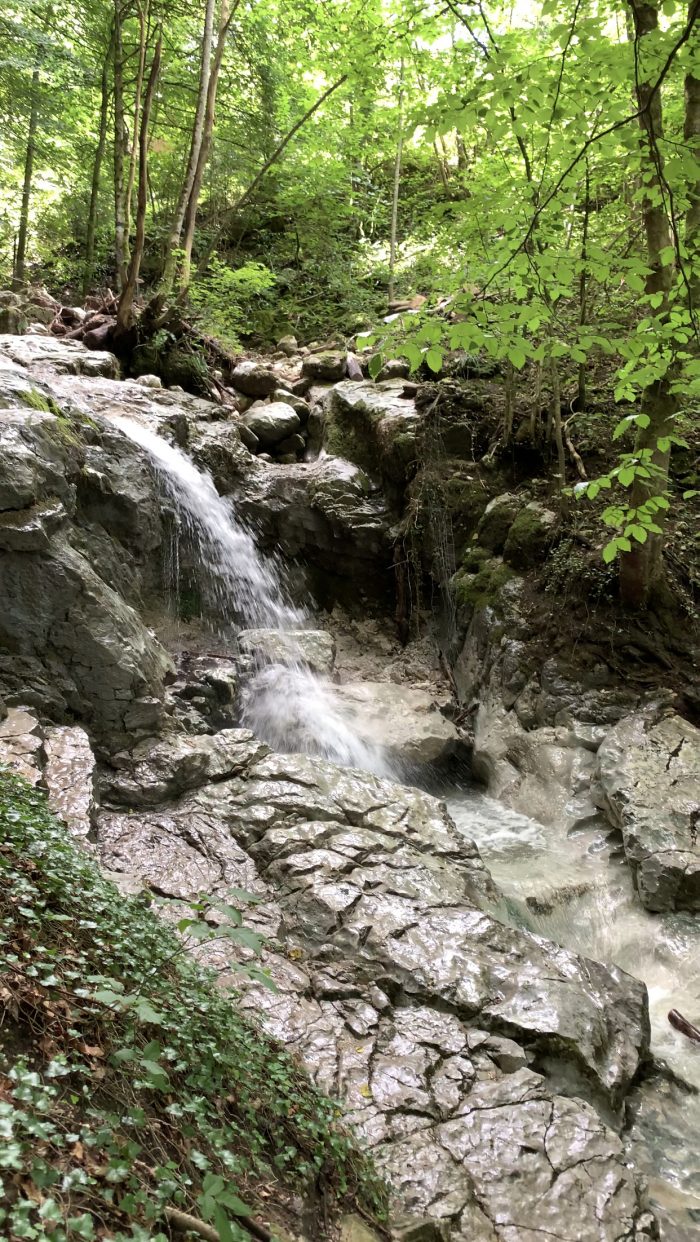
165,1204,272,1242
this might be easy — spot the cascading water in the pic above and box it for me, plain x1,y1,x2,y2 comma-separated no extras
447,786,700,1238
112,417,391,776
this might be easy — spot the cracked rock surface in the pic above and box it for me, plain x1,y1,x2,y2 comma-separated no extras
597,712,700,911
95,729,655,1240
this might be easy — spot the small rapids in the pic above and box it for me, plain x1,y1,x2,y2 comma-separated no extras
113,417,391,777
447,788,700,1237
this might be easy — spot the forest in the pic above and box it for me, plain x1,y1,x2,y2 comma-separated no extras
0,0,699,1240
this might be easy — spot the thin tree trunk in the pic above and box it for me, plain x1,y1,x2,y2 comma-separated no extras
117,30,162,330
577,161,591,410
84,26,114,295
619,0,676,607
193,74,348,283
113,0,129,291
160,0,216,293
684,0,700,311
388,60,405,305
124,0,148,254
14,38,46,288
549,358,566,489
180,0,238,291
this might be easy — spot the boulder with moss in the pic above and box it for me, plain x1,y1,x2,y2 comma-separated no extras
503,501,558,568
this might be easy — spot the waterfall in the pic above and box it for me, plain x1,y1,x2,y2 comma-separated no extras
112,417,391,776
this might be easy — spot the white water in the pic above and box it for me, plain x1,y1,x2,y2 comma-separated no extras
447,787,700,1235
113,417,391,776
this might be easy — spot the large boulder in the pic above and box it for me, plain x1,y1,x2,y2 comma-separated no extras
242,401,301,446
597,712,700,912
302,351,347,381
231,359,278,397
503,502,557,569
0,333,119,378
475,493,520,554
238,627,336,675
97,733,654,1238
333,682,462,767
325,379,419,487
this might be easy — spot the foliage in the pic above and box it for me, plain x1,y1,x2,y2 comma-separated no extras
0,769,388,1240
189,257,277,349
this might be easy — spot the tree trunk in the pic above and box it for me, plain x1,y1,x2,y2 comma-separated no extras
619,0,677,608
84,26,114,296
113,0,130,291
116,31,162,330
124,0,149,258
684,0,700,310
160,0,216,294
180,0,236,291
14,53,44,288
388,60,405,305
192,74,348,283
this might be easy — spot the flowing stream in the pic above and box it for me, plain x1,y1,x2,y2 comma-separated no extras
115,415,699,1238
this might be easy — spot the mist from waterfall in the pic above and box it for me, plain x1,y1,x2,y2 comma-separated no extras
113,417,391,776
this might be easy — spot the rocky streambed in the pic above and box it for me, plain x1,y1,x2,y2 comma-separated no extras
0,333,699,1241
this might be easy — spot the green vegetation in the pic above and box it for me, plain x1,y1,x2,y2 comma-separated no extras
0,770,387,1242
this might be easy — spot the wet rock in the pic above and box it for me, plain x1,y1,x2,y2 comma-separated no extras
277,432,306,457
0,306,28,335
302,350,347,381
103,729,268,806
0,706,44,784
0,499,65,552
0,334,119,378
276,335,299,356
238,628,336,675
43,725,96,839
270,389,310,418
503,501,557,569
333,682,462,767
597,712,700,912
242,401,301,446
237,422,259,452
231,359,278,397
475,493,520,554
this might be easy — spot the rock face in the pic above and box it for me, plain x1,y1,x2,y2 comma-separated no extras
97,731,654,1240
0,346,173,738
238,627,337,675
326,379,419,487
597,712,700,912
333,682,462,767
43,725,96,838
0,333,119,378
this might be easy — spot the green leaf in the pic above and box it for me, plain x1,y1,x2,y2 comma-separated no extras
425,346,443,373
602,541,618,563
134,999,164,1025
368,353,383,378
618,467,635,487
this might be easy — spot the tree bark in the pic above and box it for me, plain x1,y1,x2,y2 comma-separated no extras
13,19,49,290
619,0,677,608
388,60,405,305
84,26,114,295
684,0,700,310
116,30,162,330
113,0,130,291
124,0,149,259
160,0,217,293
180,0,238,291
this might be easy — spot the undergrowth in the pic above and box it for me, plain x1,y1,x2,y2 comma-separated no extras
0,770,388,1241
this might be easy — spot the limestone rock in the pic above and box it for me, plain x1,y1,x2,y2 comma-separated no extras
238,628,336,675
0,706,44,784
231,360,278,397
333,682,462,767
0,334,119,377
0,306,28,335
325,379,418,485
103,729,269,806
503,502,557,569
242,401,301,446
475,493,520,554
597,712,700,911
302,350,347,381
0,499,65,551
43,725,96,838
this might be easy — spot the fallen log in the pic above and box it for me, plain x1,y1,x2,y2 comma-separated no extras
668,1009,700,1043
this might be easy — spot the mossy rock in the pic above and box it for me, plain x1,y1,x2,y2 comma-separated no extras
476,492,521,554
452,556,516,616
503,501,558,569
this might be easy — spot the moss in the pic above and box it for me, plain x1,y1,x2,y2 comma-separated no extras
503,503,556,570
0,769,388,1240
452,556,516,613
21,388,63,417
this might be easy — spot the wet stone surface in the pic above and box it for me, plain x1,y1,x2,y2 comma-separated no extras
96,729,656,1241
